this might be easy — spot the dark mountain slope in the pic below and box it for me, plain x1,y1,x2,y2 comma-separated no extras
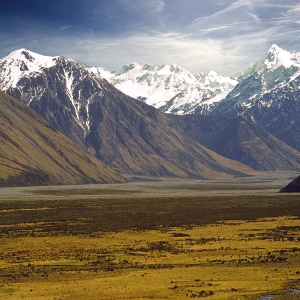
0,91,126,187
209,117,300,171
169,114,300,171
279,175,300,193
82,84,253,179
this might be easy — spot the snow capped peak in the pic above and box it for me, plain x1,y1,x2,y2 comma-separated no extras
3,48,32,61
207,70,218,76
1,48,57,66
169,64,184,72
87,66,115,80
3,48,35,62
204,71,223,83
195,71,237,88
236,45,300,81
87,61,237,114
0,48,60,90
1,48,57,71
264,44,297,70
269,44,283,53
115,62,142,76
212,44,300,122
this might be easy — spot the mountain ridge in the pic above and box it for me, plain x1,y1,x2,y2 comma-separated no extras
0,90,126,187
0,49,254,179
87,63,237,115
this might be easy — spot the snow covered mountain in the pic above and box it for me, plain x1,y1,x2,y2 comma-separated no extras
210,44,300,152
1,46,300,173
0,48,104,145
0,48,254,178
92,43,300,153
88,63,237,115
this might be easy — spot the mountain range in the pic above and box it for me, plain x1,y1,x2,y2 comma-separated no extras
1,45,300,185
88,63,237,115
90,44,300,153
0,49,254,181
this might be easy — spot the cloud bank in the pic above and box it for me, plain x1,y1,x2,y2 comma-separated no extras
1,0,300,76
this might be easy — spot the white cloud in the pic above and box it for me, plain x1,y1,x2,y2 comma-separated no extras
38,33,255,76
2,0,300,79
247,12,260,22
58,25,71,31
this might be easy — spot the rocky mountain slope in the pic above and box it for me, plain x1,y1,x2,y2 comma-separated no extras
169,114,300,171
0,49,253,179
89,63,237,115
209,44,300,152
0,91,126,187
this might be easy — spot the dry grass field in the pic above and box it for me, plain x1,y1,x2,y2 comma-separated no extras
0,174,299,300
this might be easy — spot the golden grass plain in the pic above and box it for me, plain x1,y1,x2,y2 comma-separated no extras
0,175,299,299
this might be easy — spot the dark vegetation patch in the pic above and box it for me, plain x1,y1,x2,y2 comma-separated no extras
0,170,52,187
0,194,299,233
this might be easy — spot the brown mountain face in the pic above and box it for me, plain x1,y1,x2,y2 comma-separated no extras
169,114,300,171
0,91,126,187
83,85,253,179
279,175,300,193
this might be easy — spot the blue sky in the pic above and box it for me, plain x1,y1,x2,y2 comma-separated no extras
1,0,300,75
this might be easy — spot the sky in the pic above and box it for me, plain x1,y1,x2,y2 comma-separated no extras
1,0,300,76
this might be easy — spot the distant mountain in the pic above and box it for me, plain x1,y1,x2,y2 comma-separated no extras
89,45,300,154
209,44,300,152
0,49,253,179
88,63,237,115
169,114,300,171
0,91,126,187
279,175,300,193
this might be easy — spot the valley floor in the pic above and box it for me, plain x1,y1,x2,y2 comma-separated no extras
0,172,299,300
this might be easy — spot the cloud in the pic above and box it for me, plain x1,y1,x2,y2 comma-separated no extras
190,0,251,25
151,1,165,14
12,31,253,76
58,25,71,31
1,0,300,78
247,12,260,22
185,1,300,59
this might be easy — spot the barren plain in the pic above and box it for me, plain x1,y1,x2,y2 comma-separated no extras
0,172,299,300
